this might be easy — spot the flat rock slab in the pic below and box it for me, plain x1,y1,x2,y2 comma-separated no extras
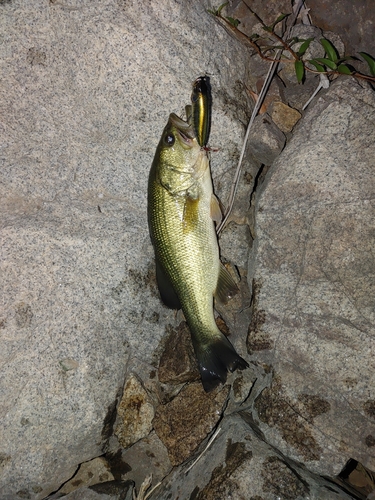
248,79,375,476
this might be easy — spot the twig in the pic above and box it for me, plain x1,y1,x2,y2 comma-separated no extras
132,474,161,500
216,55,279,233
185,426,222,473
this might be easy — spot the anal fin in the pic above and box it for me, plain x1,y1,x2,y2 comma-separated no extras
215,263,239,305
155,259,181,310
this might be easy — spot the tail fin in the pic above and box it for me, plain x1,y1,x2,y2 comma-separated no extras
192,334,249,392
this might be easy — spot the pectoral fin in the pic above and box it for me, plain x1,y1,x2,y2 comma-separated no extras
210,194,222,226
215,263,239,304
155,259,181,310
183,195,200,233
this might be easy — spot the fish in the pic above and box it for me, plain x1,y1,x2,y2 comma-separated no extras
148,111,248,392
191,76,212,147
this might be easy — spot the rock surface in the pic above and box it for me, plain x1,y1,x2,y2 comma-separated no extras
153,382,229,466
248,78,375,476
149,413,354,500
308,0,375,56
0,0,251,498
58,457,114,496
114,375,155,449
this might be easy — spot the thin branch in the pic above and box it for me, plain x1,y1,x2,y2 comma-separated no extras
185,427,222,473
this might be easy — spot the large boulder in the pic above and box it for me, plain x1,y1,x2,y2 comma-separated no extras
248,78,375,476
0,0,250,498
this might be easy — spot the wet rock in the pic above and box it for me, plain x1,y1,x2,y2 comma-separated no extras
269,101,302,133
0,0,251,496
153,382,229,466
158,322,200,386
58,457,114,496
308,0,375,56
115,375,155,449
248,78,375,476
106,431,172,492
247,114,286,165
149,414,354,499
90,480,133,500
52,481,134,500
226,0,292,38
281,73,323,111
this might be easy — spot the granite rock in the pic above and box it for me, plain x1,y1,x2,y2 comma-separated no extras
114,375,155,450
247,114,286,165
248,78,375,476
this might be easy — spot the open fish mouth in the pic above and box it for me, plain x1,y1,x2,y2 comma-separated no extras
169,113,195,145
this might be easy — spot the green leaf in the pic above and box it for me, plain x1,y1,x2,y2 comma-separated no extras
287,36,300,46
262,25,273,33
217,2,228,14
337,56,356,63
337,64,352,75
295,60,305,83
359,52,375,76
271,13,289,29
297,38,314,57
226,16,240,27
320,38,338,62
309,60,325,72
207,2,228,16
314,57,337,70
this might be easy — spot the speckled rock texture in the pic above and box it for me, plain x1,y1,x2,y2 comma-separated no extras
248,78,375,476
0,0,251,498
153,382,229,466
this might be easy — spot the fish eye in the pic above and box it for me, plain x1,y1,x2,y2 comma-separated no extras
164,133,175,146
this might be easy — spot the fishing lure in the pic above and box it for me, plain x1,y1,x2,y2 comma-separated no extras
191,76,212,148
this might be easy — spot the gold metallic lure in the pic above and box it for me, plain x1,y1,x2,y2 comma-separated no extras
191,76,212,147
148,110,248,392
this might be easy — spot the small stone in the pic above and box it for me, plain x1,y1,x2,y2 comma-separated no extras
115,375,155,449
270,101,302,133
153,382,229,466
114,431,172,491
247,114,286,165
59,358,79,371
158,322,200,385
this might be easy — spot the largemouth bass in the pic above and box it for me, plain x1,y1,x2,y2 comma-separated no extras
191,76,212,147
148,112,248,392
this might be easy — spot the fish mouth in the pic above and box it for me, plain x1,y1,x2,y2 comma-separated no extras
169,113,195,146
